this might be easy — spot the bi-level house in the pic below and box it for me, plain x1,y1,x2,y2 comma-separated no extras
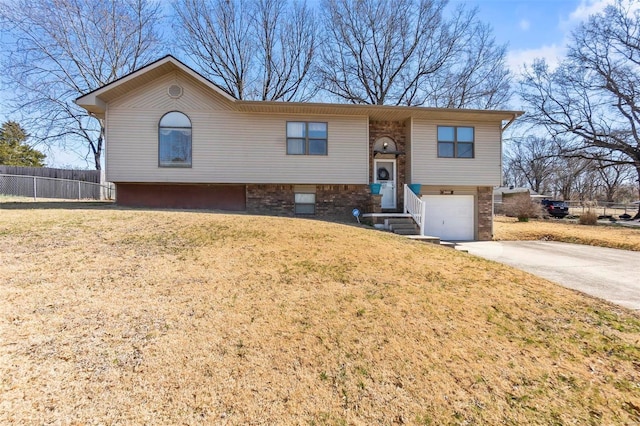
76,56,522,241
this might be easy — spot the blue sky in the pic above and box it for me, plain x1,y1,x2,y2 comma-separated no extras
0,0,621,168
457,0,619,73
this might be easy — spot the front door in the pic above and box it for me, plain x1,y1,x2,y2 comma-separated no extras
374,159,396,209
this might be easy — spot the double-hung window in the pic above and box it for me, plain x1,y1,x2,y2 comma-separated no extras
437,126,474,158
294,192,316,214
287,122,328,155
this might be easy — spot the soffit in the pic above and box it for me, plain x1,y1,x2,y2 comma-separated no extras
235,101,523,122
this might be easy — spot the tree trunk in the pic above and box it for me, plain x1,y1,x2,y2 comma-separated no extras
634,163,640,220
93,126,104,171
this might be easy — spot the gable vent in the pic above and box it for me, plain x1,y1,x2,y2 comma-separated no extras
168,84,183,98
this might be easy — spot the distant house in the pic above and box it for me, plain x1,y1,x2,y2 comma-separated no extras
76,56,522,240
494,186,547,204
493,186,549,215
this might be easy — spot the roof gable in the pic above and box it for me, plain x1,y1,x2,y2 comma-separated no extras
75,55,235,117
76,55,523,125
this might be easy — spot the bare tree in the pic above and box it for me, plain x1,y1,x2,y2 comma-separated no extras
173,0,317,101
593,153,635,202
0,0,163,170
568,158,599,201
504,136,558,195
505,137,635,202
254,0,317,101
174,0,254,100
426,19,511,109
318,0,511,107
552,156,592,201
519,0,640,216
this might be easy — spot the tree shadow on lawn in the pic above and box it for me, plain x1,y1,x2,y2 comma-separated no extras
0,200,117,210
0,200,372,229
0,200,265,217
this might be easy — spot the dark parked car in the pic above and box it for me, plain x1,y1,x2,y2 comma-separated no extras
540,200,569,218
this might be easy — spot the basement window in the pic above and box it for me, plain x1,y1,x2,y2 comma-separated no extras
294,192,316,215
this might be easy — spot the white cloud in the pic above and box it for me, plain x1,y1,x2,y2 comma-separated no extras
562,0,639,29
508,0,632,74
566,0,615,24
507,44,565,74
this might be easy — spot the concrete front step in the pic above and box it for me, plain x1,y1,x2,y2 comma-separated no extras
439,241,460,249
385,217,420,235
405,235,441,244
386,218,415,225
388,224,419,235
404,236,460,249
389,223,418,230
393,227,420,235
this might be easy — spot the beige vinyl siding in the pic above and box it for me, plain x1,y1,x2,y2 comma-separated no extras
106,73,369,184
410,119,502,186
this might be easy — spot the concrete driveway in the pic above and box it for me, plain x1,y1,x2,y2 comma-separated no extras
457,241,640,311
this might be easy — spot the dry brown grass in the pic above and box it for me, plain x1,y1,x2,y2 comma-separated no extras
1,205,640,425
495,215,640,251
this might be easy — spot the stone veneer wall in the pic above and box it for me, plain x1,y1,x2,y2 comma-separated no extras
246,184,370,220
477,186,493,240
369,121,407,210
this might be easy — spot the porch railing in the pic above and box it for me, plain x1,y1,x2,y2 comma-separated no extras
404,184,425,235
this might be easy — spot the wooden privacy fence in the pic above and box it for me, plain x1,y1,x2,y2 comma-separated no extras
0,165,100,183
0,174,114,200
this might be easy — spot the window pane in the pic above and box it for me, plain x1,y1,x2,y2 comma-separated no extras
308,122,327,138
160,111,191,127
287,138,305,154
295,203,315,214
308,139,327,155
159,128,192,166
457,127,474,142
438,126,455,142
287,122,305,138
295,193,316,203
457,142,474,158
438,141,454,157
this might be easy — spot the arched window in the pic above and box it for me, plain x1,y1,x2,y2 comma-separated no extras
373,137,397,153
159,111,192,167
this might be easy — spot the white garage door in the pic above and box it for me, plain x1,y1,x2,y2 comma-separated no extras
422,195,475,240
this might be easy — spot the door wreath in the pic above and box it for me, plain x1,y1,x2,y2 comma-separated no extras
377,167,390,180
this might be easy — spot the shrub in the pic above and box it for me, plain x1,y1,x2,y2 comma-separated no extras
503,194,544,222
578,210,598,225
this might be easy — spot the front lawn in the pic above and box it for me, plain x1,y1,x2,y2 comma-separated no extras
1,206,639,424
494,215,640,251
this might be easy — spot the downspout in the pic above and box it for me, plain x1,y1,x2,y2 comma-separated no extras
494,113,520,240
501,113,519,132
